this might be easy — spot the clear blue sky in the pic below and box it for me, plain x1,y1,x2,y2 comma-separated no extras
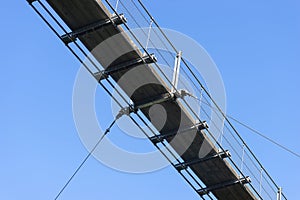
1,0,299,199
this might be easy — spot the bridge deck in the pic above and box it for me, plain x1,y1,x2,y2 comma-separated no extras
46,0,257,199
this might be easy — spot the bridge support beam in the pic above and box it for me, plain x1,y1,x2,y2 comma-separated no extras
150,121,209,145
94,53,157,81
174,150,231,171
197,176,251,196
61,14,127,44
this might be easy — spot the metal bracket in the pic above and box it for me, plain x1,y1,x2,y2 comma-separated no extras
175,150,231,171
61,14,127,44
173,89,193,99
197,176,251,196
197,120,209,130
94,53,157,82
114,92,174,120
150,121,209,145
134,92,175,111
115,106,135,120
133,88,197,113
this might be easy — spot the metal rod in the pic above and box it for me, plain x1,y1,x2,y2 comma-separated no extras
259,168,263,195
241,144,245,175
175,150,231,171
197,176,251,196
54,119,117,200
171,51,182,93
145,19,153,51
277,187,282,200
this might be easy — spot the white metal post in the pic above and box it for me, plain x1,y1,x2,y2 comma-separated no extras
145,19,153,51
277,187,282,200
171,51,182,93
259,168,263,195
115,0,119,11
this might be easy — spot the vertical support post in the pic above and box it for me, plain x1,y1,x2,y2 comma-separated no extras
259,168,263,195
171,51,182,93
277,187,282,200
240,144,245,176
145,19,153,52
115,0,119,11
219,129,224,147
199,88,203,112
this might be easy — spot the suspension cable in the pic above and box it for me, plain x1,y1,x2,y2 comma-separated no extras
54,119,118,200
229,115,300,159
103,0,264,198
29,0,285,199
134,1,286,194
30,2,210,198
196,96,300,160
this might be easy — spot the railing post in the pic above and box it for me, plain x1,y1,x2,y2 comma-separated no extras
145,19,153,52
171,51,182,93
259,168,263,195
240,144,245,175
277,187,282,200
199,88,203,119
115,0,119,11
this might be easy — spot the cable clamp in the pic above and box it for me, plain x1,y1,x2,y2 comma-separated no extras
116,106,135,119
174,89,195,99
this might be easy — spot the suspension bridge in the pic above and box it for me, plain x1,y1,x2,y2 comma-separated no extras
27,0,287,199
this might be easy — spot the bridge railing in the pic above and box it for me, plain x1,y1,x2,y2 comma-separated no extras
103,1,287,199
28,0,287,199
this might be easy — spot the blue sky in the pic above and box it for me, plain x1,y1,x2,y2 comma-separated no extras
1,0,299,199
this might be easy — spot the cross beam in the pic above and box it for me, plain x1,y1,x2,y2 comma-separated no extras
61,14,127,44
94,53,157,81
197,177,251,196
174,150,231,171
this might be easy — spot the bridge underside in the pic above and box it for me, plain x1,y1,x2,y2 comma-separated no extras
43,0,258,199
